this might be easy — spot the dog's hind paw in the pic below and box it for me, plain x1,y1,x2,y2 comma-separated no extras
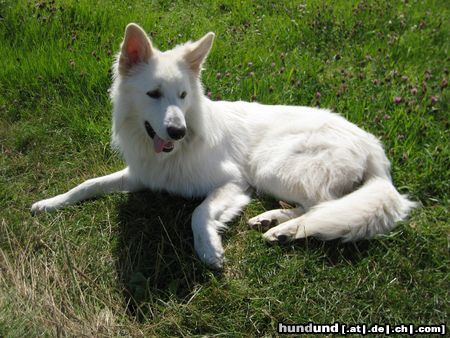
262,230,291,244
247,216,278,232
262,221,300,244
249,207,305,235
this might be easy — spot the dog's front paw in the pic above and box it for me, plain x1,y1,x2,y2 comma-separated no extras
197,246,224,270
194,233,225,269
31,197,64,214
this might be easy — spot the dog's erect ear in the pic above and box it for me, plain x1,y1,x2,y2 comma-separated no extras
184,32,215,75
119,23,153,74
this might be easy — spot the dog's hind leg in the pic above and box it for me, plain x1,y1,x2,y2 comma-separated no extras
262,177,417,244
31,167,143,214
247,206,305,232
192,182,251,269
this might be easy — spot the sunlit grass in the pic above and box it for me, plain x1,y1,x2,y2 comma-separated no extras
0,0,448,336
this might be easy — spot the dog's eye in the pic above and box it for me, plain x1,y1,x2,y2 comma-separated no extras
180,91,187,99
147,89,162,99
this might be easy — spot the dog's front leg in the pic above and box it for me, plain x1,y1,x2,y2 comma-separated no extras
192,182,251,269
31,167,143,214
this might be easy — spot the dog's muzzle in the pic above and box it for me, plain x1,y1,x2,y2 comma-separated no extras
144,121,174,153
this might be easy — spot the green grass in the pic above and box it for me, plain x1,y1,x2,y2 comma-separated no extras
1,0,448,336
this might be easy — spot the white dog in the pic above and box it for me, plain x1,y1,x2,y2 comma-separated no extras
32,23,416,269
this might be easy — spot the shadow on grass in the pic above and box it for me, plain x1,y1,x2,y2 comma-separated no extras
114,191,217,318
114,191,372,318
287,237,371,265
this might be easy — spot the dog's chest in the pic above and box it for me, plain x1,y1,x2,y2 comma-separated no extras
130,146,242,198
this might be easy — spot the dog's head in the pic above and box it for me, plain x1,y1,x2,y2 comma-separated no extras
114,23,214,154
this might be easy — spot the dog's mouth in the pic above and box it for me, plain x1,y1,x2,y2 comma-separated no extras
144,121,174,153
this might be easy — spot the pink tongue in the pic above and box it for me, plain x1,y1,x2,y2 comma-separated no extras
153,134,169,154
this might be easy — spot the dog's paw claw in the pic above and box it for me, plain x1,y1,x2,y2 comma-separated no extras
260,219,271,228
277,234,289,244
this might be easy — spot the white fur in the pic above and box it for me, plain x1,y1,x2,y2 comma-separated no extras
32,24,416,269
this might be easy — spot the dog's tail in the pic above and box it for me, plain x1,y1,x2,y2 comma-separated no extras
296,177,416,241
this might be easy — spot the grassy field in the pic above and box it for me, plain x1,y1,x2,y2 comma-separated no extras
0,0,448,336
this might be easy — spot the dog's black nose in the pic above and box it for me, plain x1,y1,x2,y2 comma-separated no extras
167,126,186,140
